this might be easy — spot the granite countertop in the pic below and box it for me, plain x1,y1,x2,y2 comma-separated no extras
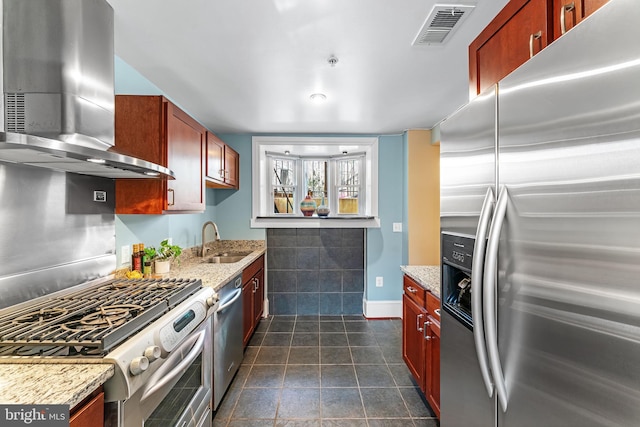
0,240,265,408
168,240,266,291
0,363,114,407
401,265,441,298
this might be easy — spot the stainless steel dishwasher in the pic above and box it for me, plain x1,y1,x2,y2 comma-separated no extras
213,274,244,410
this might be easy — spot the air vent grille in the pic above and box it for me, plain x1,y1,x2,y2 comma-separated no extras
5,93,26,133
412,4,476,46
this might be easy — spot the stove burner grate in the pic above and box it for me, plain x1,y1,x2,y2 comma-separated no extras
0,278,203,355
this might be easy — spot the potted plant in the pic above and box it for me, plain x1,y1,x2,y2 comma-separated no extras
150,239,182,274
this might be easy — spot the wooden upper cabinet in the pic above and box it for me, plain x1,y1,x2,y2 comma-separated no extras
552,0,609,38
115,96,205,214
206,132,239,190
470,0,610,97
469,0,552,98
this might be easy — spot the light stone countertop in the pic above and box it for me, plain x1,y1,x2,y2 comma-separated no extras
401,265,441,298
0,240,265,408
0,363,114,407
168,240,266,291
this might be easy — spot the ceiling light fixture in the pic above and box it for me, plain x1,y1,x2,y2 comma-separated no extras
86,158,106,164
284,150,290,155
328,55,339,67
310,93,327,103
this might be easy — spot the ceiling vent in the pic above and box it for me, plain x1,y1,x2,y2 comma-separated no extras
412,3,476,46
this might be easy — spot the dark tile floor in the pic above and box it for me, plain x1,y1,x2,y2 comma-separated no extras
213,315,440,427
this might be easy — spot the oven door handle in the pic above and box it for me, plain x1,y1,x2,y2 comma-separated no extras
472,186,495,398
140,329,206,402
216,288,242,313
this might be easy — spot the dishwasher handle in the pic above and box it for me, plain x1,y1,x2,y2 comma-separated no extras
216,288,242,313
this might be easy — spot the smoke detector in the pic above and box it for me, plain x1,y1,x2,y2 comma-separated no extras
412,3,476,46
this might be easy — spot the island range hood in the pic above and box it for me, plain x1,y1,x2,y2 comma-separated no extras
0,0,174,179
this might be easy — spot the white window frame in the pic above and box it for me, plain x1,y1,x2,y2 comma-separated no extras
269,154,299,215
252,136,379,228
334,154,365,216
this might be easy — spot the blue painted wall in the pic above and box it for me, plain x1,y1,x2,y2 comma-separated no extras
114,57,408,303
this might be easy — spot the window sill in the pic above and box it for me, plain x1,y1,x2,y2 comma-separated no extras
251,216,380,229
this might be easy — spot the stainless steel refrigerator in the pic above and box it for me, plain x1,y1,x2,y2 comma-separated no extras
439,0,640,425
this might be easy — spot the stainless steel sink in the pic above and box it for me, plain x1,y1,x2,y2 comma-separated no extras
202,251,252,264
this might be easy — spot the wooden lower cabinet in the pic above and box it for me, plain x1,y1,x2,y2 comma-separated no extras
402,275,441,418
425,314,441,418
70,390,104,427
402,294,427,387
242,255,265,346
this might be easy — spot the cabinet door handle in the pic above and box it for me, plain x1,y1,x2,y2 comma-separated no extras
423,322,431,340
416,313,424,332
434,308,441,317
253,278,259,292
529,31,542,58
167,188,175,206
219,169,225,178
560,2,575,35
406,286,417,294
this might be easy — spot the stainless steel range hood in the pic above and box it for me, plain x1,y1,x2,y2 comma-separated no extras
0,0,174,179
0,132,174,178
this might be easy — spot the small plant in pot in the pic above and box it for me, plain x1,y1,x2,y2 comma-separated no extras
149,239,182,275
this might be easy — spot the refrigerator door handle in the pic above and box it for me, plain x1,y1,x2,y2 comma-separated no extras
484,185,509,412
472,186,495,398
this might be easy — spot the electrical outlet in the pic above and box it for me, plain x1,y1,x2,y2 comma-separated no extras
376,276,384,287
392,223,402,232
121,245,131,265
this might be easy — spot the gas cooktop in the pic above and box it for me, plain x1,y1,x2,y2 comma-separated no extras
0,277,202,356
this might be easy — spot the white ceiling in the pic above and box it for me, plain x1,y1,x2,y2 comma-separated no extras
106,0,508,135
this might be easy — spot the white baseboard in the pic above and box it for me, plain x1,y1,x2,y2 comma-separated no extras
363,299,402,319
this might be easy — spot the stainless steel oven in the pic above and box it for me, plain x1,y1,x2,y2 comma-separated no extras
0,277,218,427
114,314,213,427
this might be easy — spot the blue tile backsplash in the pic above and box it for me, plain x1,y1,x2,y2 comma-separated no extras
267,228,365,315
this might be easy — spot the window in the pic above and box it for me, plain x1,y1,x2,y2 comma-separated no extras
336,157,362,215
252,137,379,228
303,160,327,200
272,157,296,214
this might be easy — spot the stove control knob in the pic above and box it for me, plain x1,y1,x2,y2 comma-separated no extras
129,356,149,376
144,346,161,362
206,296,219,308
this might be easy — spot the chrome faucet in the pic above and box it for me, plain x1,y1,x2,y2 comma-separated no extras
201,221,221,256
